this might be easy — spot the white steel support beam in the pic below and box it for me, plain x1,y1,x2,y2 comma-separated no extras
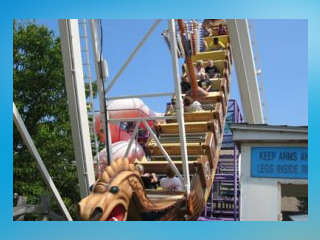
89,19,113,164
124,121,141,158
226,19,263,124
79,19,101,177
168,19,190,197
13,103,73,221
59,19,95,198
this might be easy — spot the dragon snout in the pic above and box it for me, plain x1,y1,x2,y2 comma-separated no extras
78,203,103,221
78,196,105,221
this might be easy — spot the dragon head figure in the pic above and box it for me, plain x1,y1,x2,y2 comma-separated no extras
78,158,141,221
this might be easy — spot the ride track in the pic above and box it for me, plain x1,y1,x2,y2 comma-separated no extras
78,19,232,221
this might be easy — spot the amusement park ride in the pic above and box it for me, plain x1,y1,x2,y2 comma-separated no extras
13,19,267,221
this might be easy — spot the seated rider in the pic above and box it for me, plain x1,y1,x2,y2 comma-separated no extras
203,26,213,38
198,78,211,91
205,59,221,78
180,75,191,93
160,165,184,191
194,60,206,80
164,99,175,124
135,164,158,189
218,23,227,35
183,95,202,112
208,37,225,51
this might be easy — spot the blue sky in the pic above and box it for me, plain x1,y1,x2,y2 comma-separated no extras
37,19,308,126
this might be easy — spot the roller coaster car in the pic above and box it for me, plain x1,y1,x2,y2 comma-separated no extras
183,58,230,79
154,118,220,147
79,158,192,221
203,35,232,65
168,102,224,134
192,91,227,116
146,132,216,168
155,121,212,134
139,155,212,188
202,19,228,36
204,35,230,51
208,78,229,97
192,49,232,67
197,59,230,79
78,156,213,221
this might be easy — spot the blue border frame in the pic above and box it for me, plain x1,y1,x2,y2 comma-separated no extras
5,0,318,239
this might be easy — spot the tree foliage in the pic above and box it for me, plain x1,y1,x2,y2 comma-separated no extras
13,20,80,219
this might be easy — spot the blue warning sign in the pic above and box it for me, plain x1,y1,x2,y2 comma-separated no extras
251,147,308,179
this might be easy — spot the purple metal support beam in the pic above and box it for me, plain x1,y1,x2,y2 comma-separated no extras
199,99,242,221
234,99,239,221
210,184,214,216
233,144,238,221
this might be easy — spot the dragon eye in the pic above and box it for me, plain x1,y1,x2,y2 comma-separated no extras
93,182,110,193
109,186,119,194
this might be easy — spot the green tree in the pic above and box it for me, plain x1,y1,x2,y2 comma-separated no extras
13,20,80,219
